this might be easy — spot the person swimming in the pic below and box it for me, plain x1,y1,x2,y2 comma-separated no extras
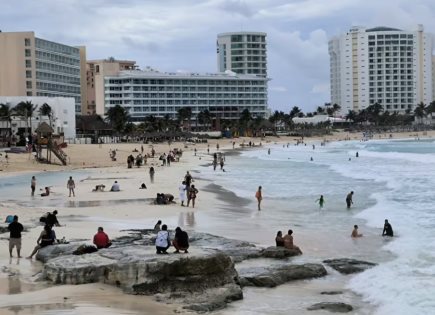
351,225,363,238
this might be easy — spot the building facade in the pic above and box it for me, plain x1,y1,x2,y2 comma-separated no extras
0,31,86,115
329,25,434,114
217,32,267,77
0,96,76,139
104,70,269,122
86,58,137,115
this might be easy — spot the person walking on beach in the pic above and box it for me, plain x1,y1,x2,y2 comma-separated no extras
268,148,271,155
184,171,193,188
179,181,187,206
187,185,198,208
67,176,75,197
155,224,170,254
316,195,325,208
351,225,363,238
220,158,224,170
31,176,36,196
8,216,23,258
255,186,263,211
149,167,155,183
346,191,354,209
382,219,394,237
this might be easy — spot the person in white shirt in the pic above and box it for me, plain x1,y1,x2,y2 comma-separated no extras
155,224,170,254
110,181,120,192
179,181,187,206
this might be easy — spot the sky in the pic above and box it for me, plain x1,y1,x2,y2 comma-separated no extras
2,0,435,113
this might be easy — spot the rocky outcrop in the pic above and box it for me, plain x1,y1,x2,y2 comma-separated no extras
41,244,242,312
238,263,326,287
307,302,353,313
320,291,343,295
36,243,86,263
323,258,376,275
260,246,302,259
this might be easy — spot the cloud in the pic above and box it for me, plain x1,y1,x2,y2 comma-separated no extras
218,0,255,17
311,83,329,94
270,86,288,92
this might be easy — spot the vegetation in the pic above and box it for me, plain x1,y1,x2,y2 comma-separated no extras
105,105,130,133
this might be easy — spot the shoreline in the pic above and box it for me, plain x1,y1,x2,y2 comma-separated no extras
0,132,428,314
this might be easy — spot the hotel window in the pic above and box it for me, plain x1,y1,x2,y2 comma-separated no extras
26,70,32,78
26,91,32,96
25,60,31,68
25,38,31,46
26,81,32,89
25,49,31,57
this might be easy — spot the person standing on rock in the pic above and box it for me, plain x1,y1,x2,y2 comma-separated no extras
155,224,171,254
67,176,76,197
31,176,36,196
8,215,23,258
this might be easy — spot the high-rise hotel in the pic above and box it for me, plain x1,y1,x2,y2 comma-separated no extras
329,25,434,114
0,31,86,114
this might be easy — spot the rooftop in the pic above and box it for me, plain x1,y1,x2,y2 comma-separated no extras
366,26,403,32
218,31,267,37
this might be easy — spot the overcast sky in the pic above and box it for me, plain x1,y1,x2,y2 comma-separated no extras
2,0,435,113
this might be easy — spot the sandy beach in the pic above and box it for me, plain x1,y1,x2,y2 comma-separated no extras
1,129,434,314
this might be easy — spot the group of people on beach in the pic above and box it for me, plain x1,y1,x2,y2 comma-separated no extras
275,229,301,252
178,171,198,208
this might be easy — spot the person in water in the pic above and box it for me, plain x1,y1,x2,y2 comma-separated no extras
382,219,394,237
316,195,325,208
275,231,284,247
351,225,363,238
346,191,354,209
255,186,262,211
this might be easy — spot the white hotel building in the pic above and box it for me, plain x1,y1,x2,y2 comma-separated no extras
329,25,434,114
104,69,269,122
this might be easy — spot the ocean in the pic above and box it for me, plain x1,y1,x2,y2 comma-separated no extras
197,139,435,314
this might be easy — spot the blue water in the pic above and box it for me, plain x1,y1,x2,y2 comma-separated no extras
199,139,435,314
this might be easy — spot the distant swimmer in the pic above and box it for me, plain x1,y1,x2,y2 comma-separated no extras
356,152,359,158
255,186,262,211
268,148,271,155
346,191,354,209
312,144,315,150
316,195,325,208
310,157,313,161
351,225,363,238
382,219,394,237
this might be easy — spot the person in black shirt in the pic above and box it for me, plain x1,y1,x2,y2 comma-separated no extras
46,210,61,227
172,227,189,253
8,215,24,258
382,219,394,237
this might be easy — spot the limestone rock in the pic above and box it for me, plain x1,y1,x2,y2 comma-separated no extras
36,243,86,263
323,258,376,274
238,263,327,287
260,246,302,259
307,302,353,313
321,291,343,295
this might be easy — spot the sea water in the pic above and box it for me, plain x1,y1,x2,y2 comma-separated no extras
198,139,435,314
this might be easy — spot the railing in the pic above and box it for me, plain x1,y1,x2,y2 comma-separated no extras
48,139,67,165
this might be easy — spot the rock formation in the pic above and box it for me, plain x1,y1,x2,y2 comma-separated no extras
323,258,377,274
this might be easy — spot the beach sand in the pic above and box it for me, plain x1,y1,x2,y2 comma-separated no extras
0,130,433,314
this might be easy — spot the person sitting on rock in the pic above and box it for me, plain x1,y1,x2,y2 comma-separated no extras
283,229,301,253
172,227,189,253
110,181,120,192
27,225,56,259
93,227,112,249
275,230,284,247
155,224,170,254
351,225,363,238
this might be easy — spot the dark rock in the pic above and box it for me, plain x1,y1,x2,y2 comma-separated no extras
307,302,353,313
238,263,327,287
323,258,377,274
260,246,302,259
321,291,343,295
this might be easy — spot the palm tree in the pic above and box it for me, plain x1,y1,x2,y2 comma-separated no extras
0,104,14,145
345,110,357,122
332,103,341,116
105,105,130,133
289,106,302,119
14,101,37,136
203,109,213,130
39,103,54,127
177,107,193,131
414,102,426,124
316,106,325,115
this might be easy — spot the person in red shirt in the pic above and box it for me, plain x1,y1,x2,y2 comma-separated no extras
93,227,112,249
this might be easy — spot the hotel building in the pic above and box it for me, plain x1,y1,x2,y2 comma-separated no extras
329,25,434,114
0,31,86,114
217,32,267,77
104,69,269,122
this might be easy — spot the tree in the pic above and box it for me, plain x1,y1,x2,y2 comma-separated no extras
414,102,426,124
316,106,325,114
177,107,192,131
39,103,53,127
14,101,37,136
332,103,341,115
345,110,357,122
289,106,302,118
239,108,252,132
203,109,213,130
0,104,14,145
105,105,130,133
